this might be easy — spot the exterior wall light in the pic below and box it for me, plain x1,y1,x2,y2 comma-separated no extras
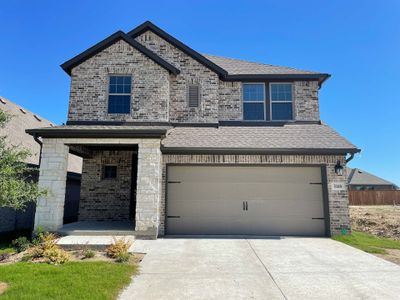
334,160,344,176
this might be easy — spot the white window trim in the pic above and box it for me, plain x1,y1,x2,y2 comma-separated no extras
107,74,132,115
269,82,294,121
242,82,266,121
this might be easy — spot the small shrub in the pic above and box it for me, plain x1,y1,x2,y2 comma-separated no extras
24,231,69,264
106,237,132,259
115,252,130,263
42,247,70,265
83,249,95,259
11,236,31,253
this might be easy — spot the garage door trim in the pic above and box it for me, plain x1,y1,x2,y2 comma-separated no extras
165,164,331,237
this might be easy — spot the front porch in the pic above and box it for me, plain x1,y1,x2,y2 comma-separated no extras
29,130,166,239
58,221,136,236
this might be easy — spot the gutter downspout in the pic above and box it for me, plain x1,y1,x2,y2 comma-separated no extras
30,134,43,235
32,134,43,166
345,153,355,163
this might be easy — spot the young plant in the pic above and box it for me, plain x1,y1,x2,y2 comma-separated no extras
105,237,132,260
11,236,31,253
82,249,95,259
115,252,130,263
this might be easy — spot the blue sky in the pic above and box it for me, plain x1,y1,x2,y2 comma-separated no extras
1,0,399,185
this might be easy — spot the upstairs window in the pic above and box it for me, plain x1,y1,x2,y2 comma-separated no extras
108,76,131,114
270,83,293,120
243,83,265,120
188,84,200,108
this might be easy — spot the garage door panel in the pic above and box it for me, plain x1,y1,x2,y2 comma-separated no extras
166,166,326,236
238,218,325,236
167,217,247,235
167,199,244,218
247,199,324,218
169,166,321,183
169,182,322,202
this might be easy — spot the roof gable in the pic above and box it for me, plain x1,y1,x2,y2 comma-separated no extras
128,21,228,77
61,31,180,75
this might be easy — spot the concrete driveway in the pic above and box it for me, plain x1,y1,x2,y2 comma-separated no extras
119,237,400,300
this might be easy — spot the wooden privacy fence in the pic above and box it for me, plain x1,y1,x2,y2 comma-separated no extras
349,190,400,205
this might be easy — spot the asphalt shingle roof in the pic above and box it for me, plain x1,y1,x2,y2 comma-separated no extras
0,96,82,173
162,124,358,152
347,168,395,186
203,54,322,76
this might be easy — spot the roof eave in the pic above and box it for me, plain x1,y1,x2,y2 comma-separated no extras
161,147,361,155
26,128,168,139
60,31,180,76
223,73,331,85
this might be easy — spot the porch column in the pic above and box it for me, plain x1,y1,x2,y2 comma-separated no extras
135,139,162,236
34,138,69,231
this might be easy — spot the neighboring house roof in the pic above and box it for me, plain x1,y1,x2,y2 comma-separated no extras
0,96,82,173
347,168,396,187
61,31,180,76
162,123,359,154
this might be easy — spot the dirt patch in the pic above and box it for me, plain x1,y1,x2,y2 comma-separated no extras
350,205,400,240
375,249,400,266
0,249,144,265
0,282,9,295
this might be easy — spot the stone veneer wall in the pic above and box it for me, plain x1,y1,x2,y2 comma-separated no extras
294,81,320,121
79,150,133,221
34,137,162,235
159,154,349,236
136,30,220,123
34,139,69,231
68,40,170,122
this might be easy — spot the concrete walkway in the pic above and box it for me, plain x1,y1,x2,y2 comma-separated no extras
119,237,400,300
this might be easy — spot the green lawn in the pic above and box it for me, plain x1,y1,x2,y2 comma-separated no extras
333,231,400,254
0,261,137,300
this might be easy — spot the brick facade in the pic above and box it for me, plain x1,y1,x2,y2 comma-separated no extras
294,81,320,121
68,40,170,122
160,154,350,236
67,31,320,123
79,150,134,221
136,30,220,123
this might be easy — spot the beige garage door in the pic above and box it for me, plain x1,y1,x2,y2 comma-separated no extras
166,166,327,236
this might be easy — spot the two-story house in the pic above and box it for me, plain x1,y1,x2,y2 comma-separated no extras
27,21,359,238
